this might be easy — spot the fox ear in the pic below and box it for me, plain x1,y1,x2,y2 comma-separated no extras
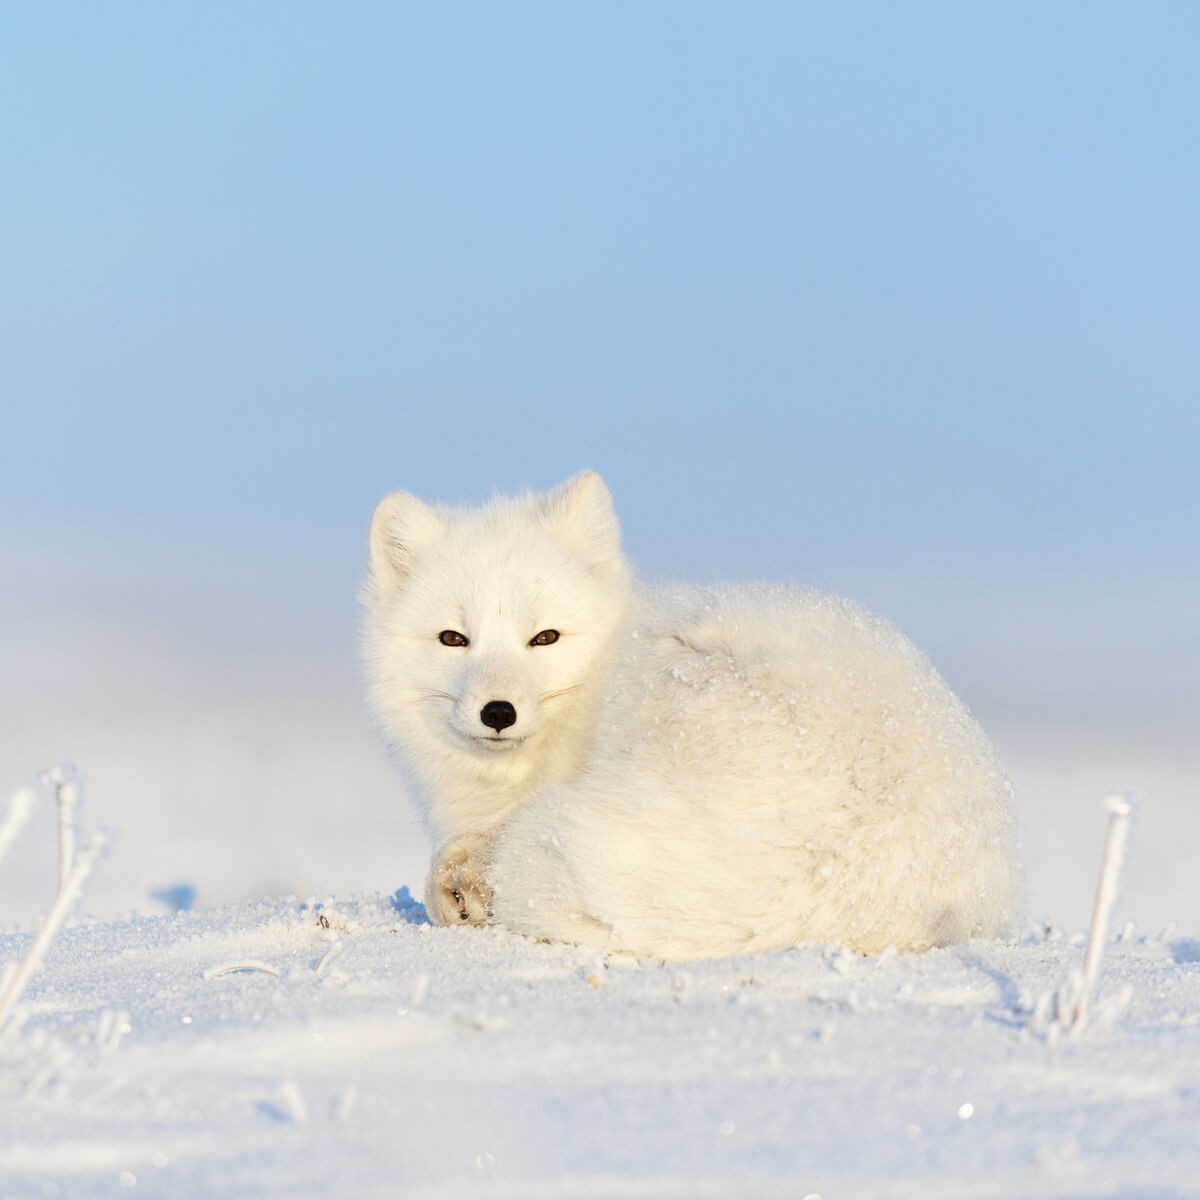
539,470,623,567
368,492,442,593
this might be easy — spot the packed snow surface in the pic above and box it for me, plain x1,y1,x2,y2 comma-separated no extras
2,890,1198,1198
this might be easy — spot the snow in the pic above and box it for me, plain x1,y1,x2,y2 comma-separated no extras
2,890,1199,1197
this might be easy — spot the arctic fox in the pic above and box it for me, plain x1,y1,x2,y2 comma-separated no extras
363,471,1022,960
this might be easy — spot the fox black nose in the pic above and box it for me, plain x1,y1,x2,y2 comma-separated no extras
479,700,517,732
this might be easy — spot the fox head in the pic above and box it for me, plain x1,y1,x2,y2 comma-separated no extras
363,471,633,830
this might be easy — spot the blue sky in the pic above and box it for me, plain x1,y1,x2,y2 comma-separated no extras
2,3,1197,580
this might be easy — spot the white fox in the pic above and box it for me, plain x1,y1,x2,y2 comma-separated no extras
363,471,1022,960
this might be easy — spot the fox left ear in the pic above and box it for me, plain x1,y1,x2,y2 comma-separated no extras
539,470,624,568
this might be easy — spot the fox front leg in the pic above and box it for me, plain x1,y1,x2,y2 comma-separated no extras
426,837,493,925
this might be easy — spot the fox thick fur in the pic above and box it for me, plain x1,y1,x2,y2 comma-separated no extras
363,471,1022,960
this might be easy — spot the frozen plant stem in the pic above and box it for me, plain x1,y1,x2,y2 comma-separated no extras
42,763,82,892
1079,794,1133,1006
58,781,78,892
203,960,281,981
1026,792,1136,1041
0,830,109,1032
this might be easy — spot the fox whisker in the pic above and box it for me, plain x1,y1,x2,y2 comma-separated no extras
539,683,582,703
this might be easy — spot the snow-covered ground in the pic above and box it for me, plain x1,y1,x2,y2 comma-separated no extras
3,526,1198,1196
2,892,1199,1198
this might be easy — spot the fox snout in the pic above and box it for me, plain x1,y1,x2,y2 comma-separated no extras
479,700,518,732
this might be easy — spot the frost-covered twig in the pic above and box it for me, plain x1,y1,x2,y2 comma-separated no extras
313,940,343,976
203,960,282,981
40,763,81,892
1028,793,1135,1041
0,786,38,874
1080,794,1133,1002
0,830,110,1037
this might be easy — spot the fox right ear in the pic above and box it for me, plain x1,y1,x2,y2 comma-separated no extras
367,492,442,593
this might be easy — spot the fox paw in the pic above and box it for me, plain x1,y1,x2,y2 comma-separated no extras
426,841,492,926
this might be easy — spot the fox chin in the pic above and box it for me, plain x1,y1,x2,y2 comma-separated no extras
362,470,1023,960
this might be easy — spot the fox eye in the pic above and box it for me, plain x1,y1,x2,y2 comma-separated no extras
529,629,560,647
438,630,469,647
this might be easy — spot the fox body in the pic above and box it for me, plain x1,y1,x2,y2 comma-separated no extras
363,472,1022,960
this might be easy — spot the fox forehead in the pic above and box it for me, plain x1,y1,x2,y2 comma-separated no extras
395,528,605,634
